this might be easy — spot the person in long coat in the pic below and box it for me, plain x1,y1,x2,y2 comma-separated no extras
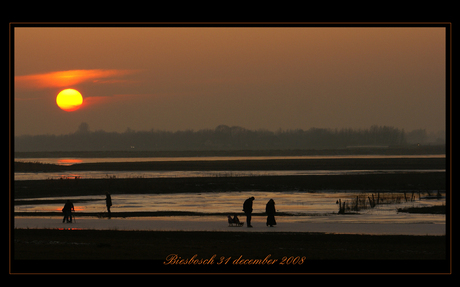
266,199,277,227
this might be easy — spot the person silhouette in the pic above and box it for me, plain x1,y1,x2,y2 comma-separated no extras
266,199,277,227
243,196,255,227
62,200,74,223
105,192,112,217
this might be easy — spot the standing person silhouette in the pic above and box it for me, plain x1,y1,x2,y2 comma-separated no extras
266,199,277,227
62,200,74,223
243,196,255,228
105,192,112,217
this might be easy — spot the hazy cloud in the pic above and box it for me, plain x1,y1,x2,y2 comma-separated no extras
15,69,141,90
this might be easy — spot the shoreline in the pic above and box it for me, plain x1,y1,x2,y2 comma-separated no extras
14,211,299,217
14,157,446,172
13,146,446,159
13,215,446,235
14,203,446,218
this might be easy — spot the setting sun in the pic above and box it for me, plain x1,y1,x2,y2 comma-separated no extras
56,89,83,111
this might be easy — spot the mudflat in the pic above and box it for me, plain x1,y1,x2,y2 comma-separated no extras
14,157,446,198
14,172,446,199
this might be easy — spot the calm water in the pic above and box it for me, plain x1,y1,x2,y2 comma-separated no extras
14,154,445,181
14,191,446,225
14,169,445,181
15,154,445,166
14,155,447,233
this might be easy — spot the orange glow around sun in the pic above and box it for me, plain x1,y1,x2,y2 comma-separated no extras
56,89,83,111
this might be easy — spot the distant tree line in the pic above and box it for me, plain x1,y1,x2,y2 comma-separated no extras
15,123,444,152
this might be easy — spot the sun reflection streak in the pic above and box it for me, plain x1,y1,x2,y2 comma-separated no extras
57,159,83,166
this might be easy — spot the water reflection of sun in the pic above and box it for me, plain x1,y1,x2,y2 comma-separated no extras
57,159,83,166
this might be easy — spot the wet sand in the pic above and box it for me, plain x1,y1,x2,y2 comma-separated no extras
12,204,448,218
14,216,446,235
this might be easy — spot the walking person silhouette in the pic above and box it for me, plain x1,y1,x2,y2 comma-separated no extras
105,192,112,218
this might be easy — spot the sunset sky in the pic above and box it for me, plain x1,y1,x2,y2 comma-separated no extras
14,25,447,136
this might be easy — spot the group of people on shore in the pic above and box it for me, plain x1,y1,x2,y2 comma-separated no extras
61,192,112,223
239,196,277,227
62,193,275,228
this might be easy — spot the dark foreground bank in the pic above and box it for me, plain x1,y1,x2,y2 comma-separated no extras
12,229,448,273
